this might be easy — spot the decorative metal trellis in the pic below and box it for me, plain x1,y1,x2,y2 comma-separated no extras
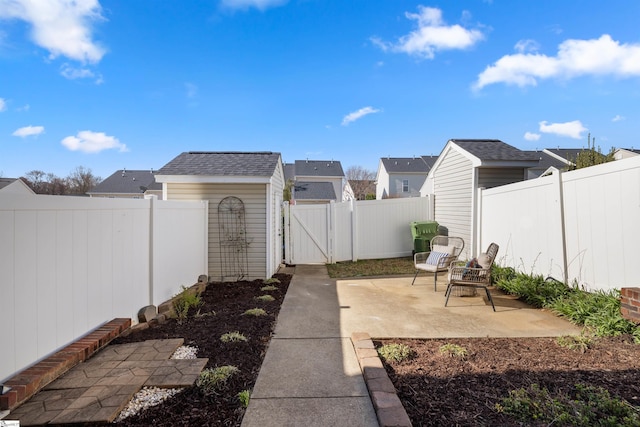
218,196,249,281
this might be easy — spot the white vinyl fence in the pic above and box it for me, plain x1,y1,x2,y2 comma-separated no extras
0,194,208,383
478,155,640,292
284,196,434,264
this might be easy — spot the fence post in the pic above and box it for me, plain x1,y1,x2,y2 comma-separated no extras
328,201,335,264
553,170,569,284
146,194,155,305
351,199,358,262
282,201,290,264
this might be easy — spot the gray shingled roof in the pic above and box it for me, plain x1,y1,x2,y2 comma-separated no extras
89,170,161,194
283,163,296,181
381,157,431,173
157,152,281,176
452,139,539,162
0,178,18,190
294,160,344,177
544,148,583,163
293,181,336,200
524,151,571,171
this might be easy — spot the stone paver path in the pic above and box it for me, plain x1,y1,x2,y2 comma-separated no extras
9,339,208,425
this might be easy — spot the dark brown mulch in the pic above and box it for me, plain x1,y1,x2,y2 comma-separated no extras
376,336,640,426
107,273,291,427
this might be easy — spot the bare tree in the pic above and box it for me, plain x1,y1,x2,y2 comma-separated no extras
345,166,376,200
23,170,49,193
67,166,101,195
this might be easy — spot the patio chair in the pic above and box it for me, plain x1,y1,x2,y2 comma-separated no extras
445,243,499,311
412,235,465,291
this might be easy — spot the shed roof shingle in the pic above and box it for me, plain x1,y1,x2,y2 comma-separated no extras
452,139,539,162
157,152,281,176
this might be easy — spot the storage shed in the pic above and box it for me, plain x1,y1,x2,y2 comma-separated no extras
421,140,539,257
155,151,285,281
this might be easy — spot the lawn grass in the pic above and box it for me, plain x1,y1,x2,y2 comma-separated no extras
326,257,415,278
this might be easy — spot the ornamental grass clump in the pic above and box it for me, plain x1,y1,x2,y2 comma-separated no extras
256,294,275,302
196,366,239,395
220,332,248,343
377,343,415,363
439,343,468,359
243,308,267,316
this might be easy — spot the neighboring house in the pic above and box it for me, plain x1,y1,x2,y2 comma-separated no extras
375,156,437,199
614,148,640,160
421,139,539,257
284,159,353,204
87,169,163,199
524,150,574,179
542,148,583,167
0,178,35,195
155,151,285,281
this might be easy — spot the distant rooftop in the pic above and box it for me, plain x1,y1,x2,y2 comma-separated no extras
293,181,337,201
293,160,345,177
381,157,432,173
89,169,161,195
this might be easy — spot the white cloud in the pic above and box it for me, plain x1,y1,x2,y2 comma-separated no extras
612,115,625,122
514,39,539,54
341,106,381,126
372,6,484,59
12,125,44,137
220,0,287,11
524,132,541,141
60,63,102,83
61,130,127,153
0,0,106,63
474,35,640,90
539,120,587,139
0,97,6,111
16,103,29,111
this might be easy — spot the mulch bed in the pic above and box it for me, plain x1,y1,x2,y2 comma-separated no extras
108,273,291,427
376,336,640,426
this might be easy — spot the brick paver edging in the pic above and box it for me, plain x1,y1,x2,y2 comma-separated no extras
351,332,412,427
0,318,131,411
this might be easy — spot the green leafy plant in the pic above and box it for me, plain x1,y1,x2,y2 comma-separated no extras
220,332,248,343
439,343,468,358
260,285,278,292
496,383,640,426
237,389,250,408
243,308,267,316
196,366,239,395
173,285,203,323
256,294,275,302
556,334,593,353
377,343,415,363
263,278,280,285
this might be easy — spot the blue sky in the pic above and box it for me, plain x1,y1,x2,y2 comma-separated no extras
1,0,639,180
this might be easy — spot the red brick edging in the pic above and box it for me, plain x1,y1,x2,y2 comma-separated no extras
351,332,412,427
0,318,131,411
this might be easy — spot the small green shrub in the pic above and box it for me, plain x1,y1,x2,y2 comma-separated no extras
196,366,239,394
173,285,203,323
243,308,267,316
556,333,593,353
263,278,280,285
377,343,415,363
260,285,278,292
220,332,248,343
237,389,250,408
256,294,275,302
439,343,468,358
496,383,640,426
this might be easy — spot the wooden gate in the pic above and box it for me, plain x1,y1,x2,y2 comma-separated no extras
283,202,332,264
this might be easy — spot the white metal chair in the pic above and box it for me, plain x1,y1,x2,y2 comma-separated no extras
445,243,499,311
412,235,465,291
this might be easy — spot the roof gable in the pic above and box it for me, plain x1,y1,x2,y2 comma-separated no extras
157,151,281,177
524,151,572,171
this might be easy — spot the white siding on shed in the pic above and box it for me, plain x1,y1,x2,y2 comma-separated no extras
433,149,474,259
166,183,268,280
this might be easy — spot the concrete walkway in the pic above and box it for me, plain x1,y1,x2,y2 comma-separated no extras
242,265,580,427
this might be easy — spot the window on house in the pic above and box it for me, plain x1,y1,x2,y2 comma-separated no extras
402,179,409,192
